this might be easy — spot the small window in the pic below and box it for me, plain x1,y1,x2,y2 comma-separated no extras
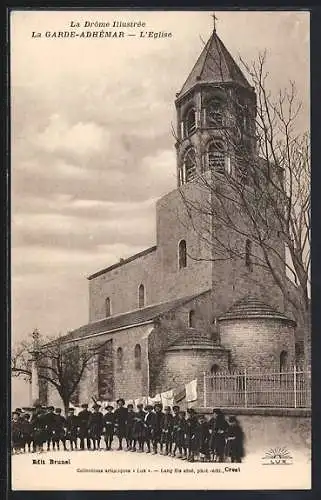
116,347,123,371
105,297,111,317
138,284,145,308
295,342,304,368
134,344,142,370
208,141,225,174
178,240,187,269
245,239,252,270
280,350,288,372
185,108,196,136
188,310,196,328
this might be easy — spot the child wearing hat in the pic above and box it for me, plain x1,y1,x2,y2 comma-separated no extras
143,405,154,453
132,403,146,453
103,405,115,450
53,408,67,451
185,408,198,462
173,410,187,459
88,404,104,451
125,404,135,451
20,413,33,453
11,412,23,454
170,406,180,457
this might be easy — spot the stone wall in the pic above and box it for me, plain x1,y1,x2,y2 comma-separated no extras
156,348,229,394
198,407,311,458
219,317,295,371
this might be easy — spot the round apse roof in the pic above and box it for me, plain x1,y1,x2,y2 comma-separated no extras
166,328,224,351
218,296,296,325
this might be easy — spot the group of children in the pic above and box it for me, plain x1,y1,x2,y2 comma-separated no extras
11,399,245,463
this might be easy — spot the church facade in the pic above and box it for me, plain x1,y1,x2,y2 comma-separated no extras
47,28,304,406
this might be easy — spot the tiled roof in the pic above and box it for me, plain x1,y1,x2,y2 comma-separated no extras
178,30,251,99
167,328,222,350
62,290,211,343
218,296,295,324
87,245,157,280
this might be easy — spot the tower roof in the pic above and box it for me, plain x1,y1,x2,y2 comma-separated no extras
177,30,251,99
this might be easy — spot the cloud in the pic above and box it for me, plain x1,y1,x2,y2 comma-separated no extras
35,114,107,158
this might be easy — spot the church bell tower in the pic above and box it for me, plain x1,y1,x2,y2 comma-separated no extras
175,18,257,187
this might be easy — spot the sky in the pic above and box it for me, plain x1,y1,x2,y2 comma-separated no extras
11,11,309,401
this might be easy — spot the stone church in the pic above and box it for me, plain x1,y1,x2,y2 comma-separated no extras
48,27,304,406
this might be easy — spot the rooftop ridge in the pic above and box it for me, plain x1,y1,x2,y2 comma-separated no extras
87,245,157,280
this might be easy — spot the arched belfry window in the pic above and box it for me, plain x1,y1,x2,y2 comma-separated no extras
184,108,196,136
116,347,123,371
206,98,223,127
134,344,142,370
189,310,196,328
105,297,111,317
138,284,145,308
180,148,196,185
208,141,225,174
178,239,187,269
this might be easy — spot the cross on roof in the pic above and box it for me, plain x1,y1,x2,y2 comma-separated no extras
211,12,218,32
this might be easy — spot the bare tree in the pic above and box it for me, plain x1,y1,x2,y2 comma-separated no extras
12,330,105,414
175,49,310,361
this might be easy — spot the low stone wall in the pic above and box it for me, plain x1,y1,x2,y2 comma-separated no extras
196,407,311,459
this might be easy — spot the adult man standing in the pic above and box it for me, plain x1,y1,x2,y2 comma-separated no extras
150,402,164,455
113,398,128,451
78,403,91,450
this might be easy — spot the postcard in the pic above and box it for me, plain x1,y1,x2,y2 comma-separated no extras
10,9,311,490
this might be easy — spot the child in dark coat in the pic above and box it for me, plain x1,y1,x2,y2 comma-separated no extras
173,410,187,459
103,405,115,450
88,404,104,451
132,404,146,452
125,404,135,451
161,406,173,455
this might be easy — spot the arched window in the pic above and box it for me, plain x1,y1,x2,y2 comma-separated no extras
210,364,220,389
105,297,111,317
138,284,145,308
178,239,187,269
208,141,225,174
180,148,196,185
188,310,196,328
134,344,142,370
245,239,252,270
184,108,196,136
116,347,123,371
280,350,288,372
295,341,304,368
207,98,223,126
